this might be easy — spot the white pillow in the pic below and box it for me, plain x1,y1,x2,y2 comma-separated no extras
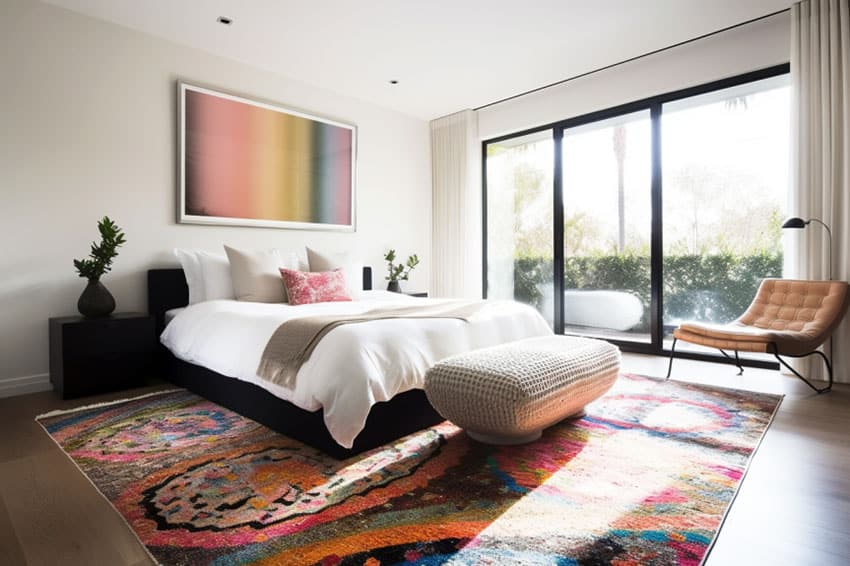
173,249,205,304
224,245,299,303
197,252,235,301
306,246,364,297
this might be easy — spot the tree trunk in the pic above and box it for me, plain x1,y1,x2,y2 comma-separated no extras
613,125,627,253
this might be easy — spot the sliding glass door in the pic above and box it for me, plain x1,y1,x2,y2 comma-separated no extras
560,111,652,342
483,66,790,360
661,76,789,355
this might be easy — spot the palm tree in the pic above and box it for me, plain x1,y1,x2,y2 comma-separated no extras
613,124,627,253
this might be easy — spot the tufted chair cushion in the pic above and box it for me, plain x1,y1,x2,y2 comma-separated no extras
673,279,850,356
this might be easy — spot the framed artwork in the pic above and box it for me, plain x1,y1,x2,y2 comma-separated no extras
178,82,356,231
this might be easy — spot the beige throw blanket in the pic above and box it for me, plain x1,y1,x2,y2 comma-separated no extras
256,301,488,389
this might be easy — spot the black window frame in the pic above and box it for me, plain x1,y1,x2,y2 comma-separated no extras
482,63,790,369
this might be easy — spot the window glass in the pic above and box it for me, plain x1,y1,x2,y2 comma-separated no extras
661,76,789,348
561,111,652,342
485,131,554,325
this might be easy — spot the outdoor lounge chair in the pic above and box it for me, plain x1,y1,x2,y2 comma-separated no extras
666,278,850,393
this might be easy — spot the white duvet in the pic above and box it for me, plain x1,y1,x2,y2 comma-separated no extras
160,291,552,448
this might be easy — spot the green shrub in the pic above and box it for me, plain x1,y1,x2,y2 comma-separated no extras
513,256,554,307
511,252,783,329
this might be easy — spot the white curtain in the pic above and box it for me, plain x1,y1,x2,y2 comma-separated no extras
789,0,850,381
430,110,482,298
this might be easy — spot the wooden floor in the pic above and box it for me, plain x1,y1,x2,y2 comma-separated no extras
1,355,849,565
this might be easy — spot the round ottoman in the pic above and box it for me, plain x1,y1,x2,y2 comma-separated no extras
424,335,620,444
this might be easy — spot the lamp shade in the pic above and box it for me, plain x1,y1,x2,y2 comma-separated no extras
781,217,808,229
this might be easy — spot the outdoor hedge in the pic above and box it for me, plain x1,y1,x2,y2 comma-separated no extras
512,253,783,331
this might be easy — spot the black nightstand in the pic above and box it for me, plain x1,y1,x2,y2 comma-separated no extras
406,292,428,298
49,313,156,399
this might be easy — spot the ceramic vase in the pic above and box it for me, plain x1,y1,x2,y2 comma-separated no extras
77,278,116,318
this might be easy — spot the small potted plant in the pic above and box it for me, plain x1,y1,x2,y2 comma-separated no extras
74,216,126,318
384,249,419,293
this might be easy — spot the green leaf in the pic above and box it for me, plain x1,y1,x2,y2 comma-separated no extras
73,216,126,279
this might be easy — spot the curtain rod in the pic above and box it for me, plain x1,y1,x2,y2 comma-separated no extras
474,8,791,111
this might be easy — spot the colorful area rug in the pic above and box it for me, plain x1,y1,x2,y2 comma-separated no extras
37,374,781,566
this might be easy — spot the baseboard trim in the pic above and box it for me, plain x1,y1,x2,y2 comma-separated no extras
0,374,52,398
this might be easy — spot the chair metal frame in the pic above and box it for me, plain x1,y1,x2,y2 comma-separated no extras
666,337,833,394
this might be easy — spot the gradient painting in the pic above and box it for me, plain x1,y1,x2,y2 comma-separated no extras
180,83,355,230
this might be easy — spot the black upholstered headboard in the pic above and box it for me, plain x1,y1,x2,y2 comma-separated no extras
147,266,373,334
148,269,189,335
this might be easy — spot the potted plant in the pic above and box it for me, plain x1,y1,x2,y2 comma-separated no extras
74,216,126,318
384,249,419,292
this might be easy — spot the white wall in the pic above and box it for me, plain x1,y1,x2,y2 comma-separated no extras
0,0,432,396
478,11,790,140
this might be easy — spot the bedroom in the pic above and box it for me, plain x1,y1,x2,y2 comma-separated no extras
2,0,849,564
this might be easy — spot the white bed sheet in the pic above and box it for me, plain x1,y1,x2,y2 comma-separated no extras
160,291,552,448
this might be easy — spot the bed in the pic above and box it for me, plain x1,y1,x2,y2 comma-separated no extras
148,267,551,458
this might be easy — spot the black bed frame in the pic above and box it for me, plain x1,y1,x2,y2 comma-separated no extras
147,267,443,459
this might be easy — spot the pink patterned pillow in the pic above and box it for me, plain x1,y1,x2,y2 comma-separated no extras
279,268,352,305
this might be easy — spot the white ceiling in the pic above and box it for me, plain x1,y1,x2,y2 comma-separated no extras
44,0,792,120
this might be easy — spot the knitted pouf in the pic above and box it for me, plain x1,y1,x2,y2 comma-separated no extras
425,335,621,444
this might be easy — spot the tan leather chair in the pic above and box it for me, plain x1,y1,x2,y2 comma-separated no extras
666,279,850,393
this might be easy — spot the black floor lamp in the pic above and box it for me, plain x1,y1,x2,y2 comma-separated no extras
781,216,835,389
781,216,832,280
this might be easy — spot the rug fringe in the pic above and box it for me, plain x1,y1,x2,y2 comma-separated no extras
34,388,183,421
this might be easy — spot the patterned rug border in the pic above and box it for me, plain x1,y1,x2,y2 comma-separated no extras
35,388,183,421
35,375,785,566
35,405,167,566
695,384,782,566
662,376,786,402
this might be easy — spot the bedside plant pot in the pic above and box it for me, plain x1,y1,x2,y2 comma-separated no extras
78,279,116,318
387,280,401,293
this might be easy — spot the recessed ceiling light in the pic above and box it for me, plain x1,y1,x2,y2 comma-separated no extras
389,80,399,85
217,16,233,25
